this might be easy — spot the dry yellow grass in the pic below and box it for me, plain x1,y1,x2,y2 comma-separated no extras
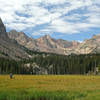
0,75,100,91
0,75,100,100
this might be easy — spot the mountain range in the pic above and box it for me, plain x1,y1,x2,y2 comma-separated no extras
8,30,80,55
0,17,100,60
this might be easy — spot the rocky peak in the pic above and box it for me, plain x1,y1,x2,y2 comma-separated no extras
38,35,52,40
72,41,80,47
9,30,26,36
0,18,7,37
37,35,56,45
8,30,30,44
44,34,51,39
10,30,17,33
0,18,5,31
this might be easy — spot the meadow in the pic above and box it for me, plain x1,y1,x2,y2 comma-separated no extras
0,75,100,100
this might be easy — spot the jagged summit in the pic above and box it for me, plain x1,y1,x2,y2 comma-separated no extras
10,30,17,33
0,18,6,32
44,34,51,38
38,34,52,40
0,18,7,37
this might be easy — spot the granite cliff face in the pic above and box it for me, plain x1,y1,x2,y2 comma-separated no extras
0,18,29,60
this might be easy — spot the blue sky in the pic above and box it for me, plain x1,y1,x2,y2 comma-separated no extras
0,0,100,42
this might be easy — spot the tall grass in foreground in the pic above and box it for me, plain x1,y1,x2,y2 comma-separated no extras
0,75,100,100
0,90,87,100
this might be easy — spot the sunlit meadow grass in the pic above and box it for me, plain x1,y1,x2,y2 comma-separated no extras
0,75,100,100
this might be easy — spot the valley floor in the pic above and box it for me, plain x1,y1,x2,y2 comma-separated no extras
0,75,100,100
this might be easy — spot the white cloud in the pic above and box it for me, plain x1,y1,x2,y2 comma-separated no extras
50,19,78,34
0,0,100,36
43,0,67,5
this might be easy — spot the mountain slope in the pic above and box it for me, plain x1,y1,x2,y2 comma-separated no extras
0,18,29,60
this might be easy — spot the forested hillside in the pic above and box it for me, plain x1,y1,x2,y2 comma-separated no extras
0,53,100,75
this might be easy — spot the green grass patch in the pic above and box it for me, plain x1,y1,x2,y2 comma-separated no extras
0,89,87,100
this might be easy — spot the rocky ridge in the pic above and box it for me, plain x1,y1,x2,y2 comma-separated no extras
8,30,100,55
8,30,80,55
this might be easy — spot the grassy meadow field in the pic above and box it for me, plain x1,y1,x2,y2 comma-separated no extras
0,75,100,100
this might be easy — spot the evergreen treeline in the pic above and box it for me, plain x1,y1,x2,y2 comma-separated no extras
0,58,27,74
0,53,100,75
25,53,100,75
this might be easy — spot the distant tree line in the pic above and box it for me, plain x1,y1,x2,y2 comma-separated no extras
0,53,100,75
